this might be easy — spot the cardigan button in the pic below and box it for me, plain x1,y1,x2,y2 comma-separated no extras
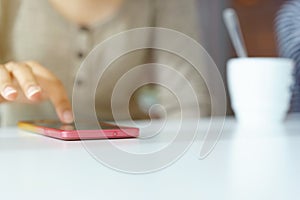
76,79,84,86
77,52,84,59
79,26,90,32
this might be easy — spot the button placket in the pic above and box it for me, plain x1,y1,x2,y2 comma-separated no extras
74,26,91,87
77,26,90,60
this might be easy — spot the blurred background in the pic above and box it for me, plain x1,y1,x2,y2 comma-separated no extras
198,0,287,114
0,0,289,121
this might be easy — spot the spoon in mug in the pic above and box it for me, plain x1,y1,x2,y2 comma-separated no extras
223,8,248,57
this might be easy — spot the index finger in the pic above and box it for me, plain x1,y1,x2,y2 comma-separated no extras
25,61,74,123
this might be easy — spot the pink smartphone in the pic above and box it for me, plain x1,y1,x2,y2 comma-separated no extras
18,120,139,141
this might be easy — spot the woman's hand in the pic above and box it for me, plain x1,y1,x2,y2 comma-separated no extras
0,61,73,123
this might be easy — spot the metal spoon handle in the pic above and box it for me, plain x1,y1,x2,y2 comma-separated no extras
223,8,248,57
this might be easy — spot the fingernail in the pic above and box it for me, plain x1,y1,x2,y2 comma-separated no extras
63,110,74,123
27,86,41,98
2,86,17,98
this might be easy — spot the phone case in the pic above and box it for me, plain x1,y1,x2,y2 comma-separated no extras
18,120,139,141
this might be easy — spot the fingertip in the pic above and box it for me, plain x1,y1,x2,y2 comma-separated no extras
61,110,74,124
28,91,42,102
26,85,43,102
27,85,41,99
1,86,18,101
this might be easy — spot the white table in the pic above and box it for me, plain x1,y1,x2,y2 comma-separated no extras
0,115,299,200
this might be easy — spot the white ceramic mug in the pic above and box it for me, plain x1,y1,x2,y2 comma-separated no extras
227,58,295,125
